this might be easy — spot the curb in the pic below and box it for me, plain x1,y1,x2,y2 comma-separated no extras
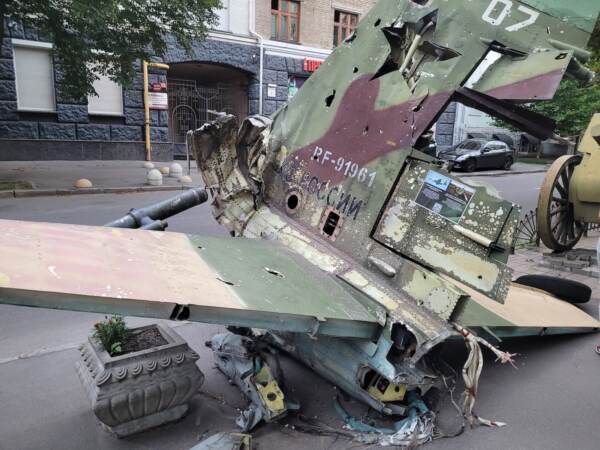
461,169,548,178
1,185,195,199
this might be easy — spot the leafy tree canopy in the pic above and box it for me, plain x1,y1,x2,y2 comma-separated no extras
1,0,221,100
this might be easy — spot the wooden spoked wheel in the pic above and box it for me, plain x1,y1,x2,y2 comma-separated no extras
537,155,584,252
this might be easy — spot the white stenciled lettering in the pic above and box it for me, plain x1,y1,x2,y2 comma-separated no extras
482,0,539,32
311,146,377,188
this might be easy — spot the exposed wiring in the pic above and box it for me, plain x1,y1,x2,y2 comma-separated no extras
453,323,517,428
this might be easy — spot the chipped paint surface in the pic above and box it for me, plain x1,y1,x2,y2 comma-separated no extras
374,161,515,301
0,273,10,287
340,270,399,311
404,270,464,320
412,239,499,292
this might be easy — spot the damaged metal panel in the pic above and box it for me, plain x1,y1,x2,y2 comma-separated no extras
373,161,518,302
206,333,297,431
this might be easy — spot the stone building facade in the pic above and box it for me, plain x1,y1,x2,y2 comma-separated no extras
0,0,377,161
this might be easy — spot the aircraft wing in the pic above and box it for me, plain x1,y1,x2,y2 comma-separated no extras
0,218,598,341
449,278,600,338
0,219,383,339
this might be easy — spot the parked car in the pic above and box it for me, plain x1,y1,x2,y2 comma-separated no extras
438,139,514,172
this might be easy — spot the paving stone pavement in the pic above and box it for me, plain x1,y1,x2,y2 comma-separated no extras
510,231,600,299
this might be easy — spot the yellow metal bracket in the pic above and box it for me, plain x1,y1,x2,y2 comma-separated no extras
254,366,286,413
366,375,406,402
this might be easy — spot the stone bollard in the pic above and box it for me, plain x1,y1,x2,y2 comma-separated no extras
74,178,93,189
169,163,183,178
147,169,163,186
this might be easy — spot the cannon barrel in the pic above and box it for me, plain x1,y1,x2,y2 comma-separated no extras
104,187,208,229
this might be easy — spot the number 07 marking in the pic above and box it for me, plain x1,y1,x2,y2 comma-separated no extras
482,0,540,32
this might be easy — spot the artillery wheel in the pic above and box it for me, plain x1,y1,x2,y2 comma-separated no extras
537,155,584,252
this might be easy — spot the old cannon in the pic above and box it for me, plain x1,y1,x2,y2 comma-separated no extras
538,114,600,251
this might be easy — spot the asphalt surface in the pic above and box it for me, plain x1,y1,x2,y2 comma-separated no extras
1,171,599,450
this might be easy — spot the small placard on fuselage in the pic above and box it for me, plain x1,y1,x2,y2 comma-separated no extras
415,170,475,223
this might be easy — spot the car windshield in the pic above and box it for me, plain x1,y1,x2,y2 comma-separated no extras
453,140,483,154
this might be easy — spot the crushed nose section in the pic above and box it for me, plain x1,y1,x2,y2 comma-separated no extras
192,114,273,235
205,332,299,432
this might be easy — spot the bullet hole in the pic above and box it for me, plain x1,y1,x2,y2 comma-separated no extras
478,275,483,280
371,58,400,80
325,90,336,107
265,267,285,278
267,392,277,401
217,277,235,286
323,211,341,237
178,306,190,320
363,125,370,135
170,305,190,320
197,245,203,249
287,193,299,210
353,67,359,73
374,18,381,27
555,53,568,60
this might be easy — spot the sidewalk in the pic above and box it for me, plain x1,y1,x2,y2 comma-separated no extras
460,161,550,177
510,231,600,300
0,160,200,198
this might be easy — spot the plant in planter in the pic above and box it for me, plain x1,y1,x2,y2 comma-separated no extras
76,316,204,437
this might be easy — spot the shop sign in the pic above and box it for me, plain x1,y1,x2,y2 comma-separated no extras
148,92,168,110
149,82,168,110
303,58,324,72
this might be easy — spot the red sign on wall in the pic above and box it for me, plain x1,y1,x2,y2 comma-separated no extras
303,58,324,72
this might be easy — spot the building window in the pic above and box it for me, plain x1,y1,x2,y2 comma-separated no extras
88,73,123,116
214,0,250,35
333,10,358,47
12,40,55,112
271,0,300,42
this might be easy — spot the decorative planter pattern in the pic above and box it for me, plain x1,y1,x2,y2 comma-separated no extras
76,323,204,437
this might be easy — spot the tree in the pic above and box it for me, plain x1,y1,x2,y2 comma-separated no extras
1,0,221,99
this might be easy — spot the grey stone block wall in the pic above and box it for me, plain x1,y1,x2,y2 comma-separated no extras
0,23,321,159
0,121,38,139
77,124,110,141
39,123,76,140
0,22,170,160
0,101,18,120
57,105,89,124
435,102,457,151
256,54,313,116
0,80,16,100
111,125,143,141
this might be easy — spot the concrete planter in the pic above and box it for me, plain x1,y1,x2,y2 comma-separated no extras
76,323,204,437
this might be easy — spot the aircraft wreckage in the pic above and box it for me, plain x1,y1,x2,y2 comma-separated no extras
1,0,599,446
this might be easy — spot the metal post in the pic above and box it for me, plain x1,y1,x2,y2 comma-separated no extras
143,61,170,162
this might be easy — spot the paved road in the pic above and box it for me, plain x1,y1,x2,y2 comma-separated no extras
1,172,599,450
0,190,228,236
470,172,546,217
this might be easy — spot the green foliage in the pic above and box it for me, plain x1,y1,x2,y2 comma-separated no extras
523,78,600,136
2,0,221,99
93,315,128,356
